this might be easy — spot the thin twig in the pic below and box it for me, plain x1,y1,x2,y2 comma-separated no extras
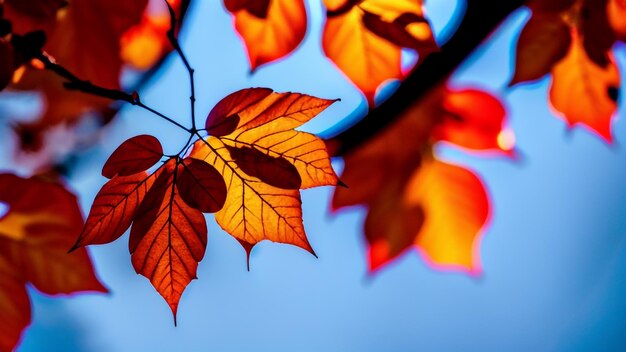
36,52,191,133
165,0,197,131
36,53,136,104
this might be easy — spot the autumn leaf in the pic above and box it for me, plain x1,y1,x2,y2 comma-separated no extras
608,0,626,41
224,0,307,71
435,88,514,155
72,171,159,249
322,0,437,104
129,159,209,321
74,132,229,320
510,13,571,85
191,88,339,255
121,0,182,70
0,257,30,352
406,159,488,273
550,34,620,141
0,173,106,351
334,86,506,273
5,0,150,152
75,88,337,320
176,158,228,213
102,134,164,179
512,0,622,142
2,0,67,34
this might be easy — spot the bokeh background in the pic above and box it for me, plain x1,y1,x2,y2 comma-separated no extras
8,0,626,350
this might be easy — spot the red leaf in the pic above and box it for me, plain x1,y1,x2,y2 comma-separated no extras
435,89,514,155
3,0,67,34
129,160,207,321
0,173,106,351
224,0,271,18
510,13,571,85
72,171,159,249
0,260,30,352
176,158,227,213
226,146,302,190
102,135,163,179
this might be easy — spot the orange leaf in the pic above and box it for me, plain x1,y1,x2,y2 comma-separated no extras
0,173,106,351
129,159,207,321
225,0,307,71
512,0,621,142
72,171,159,249
102,135,164,179
191,88,339,254
176,158,227,213
322,0,436,104
334,86,498,274
120,0,182,70
549,34,620,141
608,0,626,41
510,13,571,85
406,159,488,273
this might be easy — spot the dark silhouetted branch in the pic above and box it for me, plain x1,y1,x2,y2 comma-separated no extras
327,0,526,156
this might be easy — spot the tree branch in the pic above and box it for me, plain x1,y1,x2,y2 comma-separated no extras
326,0,526,156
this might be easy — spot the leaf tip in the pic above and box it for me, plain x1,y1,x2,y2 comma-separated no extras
336,179,348,188
67,242,80,254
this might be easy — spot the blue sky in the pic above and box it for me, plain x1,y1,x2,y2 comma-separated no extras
14,0,626,351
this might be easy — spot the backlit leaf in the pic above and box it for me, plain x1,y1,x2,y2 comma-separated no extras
102,135,163,179
406,159,488,273
0,257,29,352
176,158,227,213
435,89,513,155
192,138,312,253
226,146,302,190
334,86,500,274
225,0,307,71
608,0,626,41
0,173,106,351
11,0,149,152
550,34,620,141
192,88,338,254
3,0,67,34
512,0,622,142
510,13,571,85
72,171,159,249
323,0,436,104
205,87,272,136
129,160,207,320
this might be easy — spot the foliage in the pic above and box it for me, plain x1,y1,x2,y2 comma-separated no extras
0,0,624,350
